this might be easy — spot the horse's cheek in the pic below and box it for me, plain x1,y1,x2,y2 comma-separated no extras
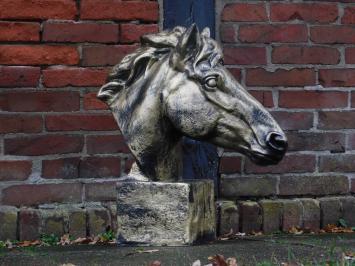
166,94,217,137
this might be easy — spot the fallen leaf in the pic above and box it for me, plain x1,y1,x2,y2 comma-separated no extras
208,254,228,266
226,257,238,266
148,261,161,266
288,226,303,235
59,234,71,246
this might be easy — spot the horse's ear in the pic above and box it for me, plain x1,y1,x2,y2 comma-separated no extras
176,24,200,58
201,27,210,38
171,24,201,70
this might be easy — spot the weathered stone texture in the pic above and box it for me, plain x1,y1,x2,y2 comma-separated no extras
217,200,239,235
116,180,215,246
319,197,342,227
221,176,277,197
87,206,111,237
0,206,18,240
238,201,262,233
19,208,41,241
340,197,355,227
281,200,303,231
260,200,282,233
300,199,320,232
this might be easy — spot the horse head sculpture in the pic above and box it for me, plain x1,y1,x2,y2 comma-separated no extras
98,25,287,182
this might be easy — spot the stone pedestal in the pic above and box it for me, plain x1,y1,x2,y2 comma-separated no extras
116,180,215,246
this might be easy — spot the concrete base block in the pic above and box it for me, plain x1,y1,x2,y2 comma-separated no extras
116,180,215,246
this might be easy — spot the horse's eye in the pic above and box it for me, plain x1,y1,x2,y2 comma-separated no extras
205,77,217,88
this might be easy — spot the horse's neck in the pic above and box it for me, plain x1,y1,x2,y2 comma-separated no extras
118,58,183,181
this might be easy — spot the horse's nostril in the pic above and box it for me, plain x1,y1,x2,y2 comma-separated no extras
266,132,288,153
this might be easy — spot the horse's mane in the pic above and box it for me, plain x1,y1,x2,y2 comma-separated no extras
106,26,222,92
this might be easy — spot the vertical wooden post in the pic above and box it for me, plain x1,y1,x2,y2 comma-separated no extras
163,0,219,192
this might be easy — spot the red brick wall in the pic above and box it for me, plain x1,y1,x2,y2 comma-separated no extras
0,0,354,209
0,0,159,207
218,1,355,199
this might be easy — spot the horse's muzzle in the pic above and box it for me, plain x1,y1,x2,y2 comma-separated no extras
265,132,288,155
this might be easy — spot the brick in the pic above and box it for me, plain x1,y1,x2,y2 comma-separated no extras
2,183,82,207
224,47,266,65
0,22,39,42
220,24,237,43
281,200,302,231
43,22,118,43
287,132,345,153
279,91,347,109
341,6,355,24
83,92,108,110
279,175,349,196
227,68,242,82
42,157,80,179
340,197,355,227
319,197,342,227
219,156,241,174
0,66,40,87
348,134,355,154
246,68,316,87
300,199,320,232
41,209,65,236
120,24,158,43
238,201,261,234
0,91,80,112
85,182,116,202
0,114,42,134
86,135,130,154
222,3,267,22
0,0,77,20
345,48,355,64
319,111,355,130
319,69,355,87
221,176,277,198
82,45,137,66
259,200,282,234
43,67,108,87
271,111,313,130
0,161,32,181
245,154,315,174
5,135,83,156
217,201,239,235
45,114,118,131
320,154,355,172
249,90,274,108
87,207,111,236
80,157,121,178
272,46,340,65
0,45,79,65
124,158,135,174
19,209,40,241
69,208,87,238
81,0,158,22
0,206,18,240
311,26,355,44
239,24,308,43
271,3,338,23
102,202,117,233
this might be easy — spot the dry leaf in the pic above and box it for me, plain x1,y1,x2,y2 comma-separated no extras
148,261,161,266
322,224,354,233
59,234,71,246
226,257,238,266
208,254,228,266
288,226,303,235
